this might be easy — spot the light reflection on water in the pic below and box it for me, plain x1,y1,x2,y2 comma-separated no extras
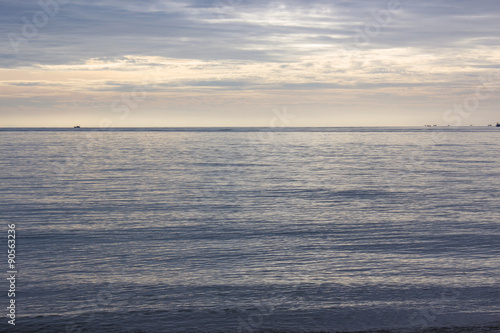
0,128,499,332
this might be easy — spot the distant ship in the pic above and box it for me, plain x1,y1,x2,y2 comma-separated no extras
497,123,500,127
74,125,81,128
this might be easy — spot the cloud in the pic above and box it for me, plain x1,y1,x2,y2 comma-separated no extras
1,0,497,66
1,0,499,126
5,81,63,86
6,81,44,86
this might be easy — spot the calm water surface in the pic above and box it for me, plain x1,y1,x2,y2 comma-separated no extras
0,128,499,332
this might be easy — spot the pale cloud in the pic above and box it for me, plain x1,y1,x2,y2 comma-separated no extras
0,0,499,126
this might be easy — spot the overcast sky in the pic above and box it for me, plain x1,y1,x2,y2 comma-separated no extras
1,0,499,127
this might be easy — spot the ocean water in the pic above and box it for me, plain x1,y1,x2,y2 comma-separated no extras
1,127,499,333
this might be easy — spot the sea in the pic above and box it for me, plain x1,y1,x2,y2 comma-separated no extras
0,127,499,333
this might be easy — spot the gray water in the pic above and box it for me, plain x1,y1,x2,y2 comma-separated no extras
1,127,499,332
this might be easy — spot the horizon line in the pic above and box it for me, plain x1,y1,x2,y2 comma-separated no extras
0,125,497,129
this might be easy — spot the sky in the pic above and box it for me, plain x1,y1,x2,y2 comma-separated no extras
0,0,499,127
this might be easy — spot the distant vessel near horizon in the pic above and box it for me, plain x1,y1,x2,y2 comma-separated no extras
74,125,81,128
497,123,500,127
